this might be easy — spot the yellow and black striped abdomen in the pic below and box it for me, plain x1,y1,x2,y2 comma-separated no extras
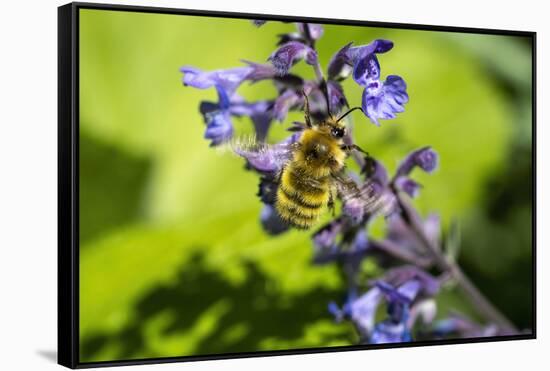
275,164,330,230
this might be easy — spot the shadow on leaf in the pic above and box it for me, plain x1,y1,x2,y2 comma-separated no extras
81,250,349,362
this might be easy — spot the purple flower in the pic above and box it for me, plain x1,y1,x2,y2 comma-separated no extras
377,213,434,264
329,287,383,337
242,60,279,82
362,75,408,126
296,23,324,40
328,39,408,125
228,99,273,141
368,269,439,344
393,176,422,198
268,41,318,76
327,42,353,81
203,112,233,146
396,147,439,177
200,86,233,146
180,66,252,95
348,39,394,64
182,65,276,144
312,219,370,268
382,265,440,297
330,266,438,343
353,53,382,85
276,23,324,47
349,287,384,336
273,89,303,122
313,218,344,251
327,81,349,115
370,321,412,344
376,280,421,305
235,132,300,173
362,157,389,186
375,280,417,330
391,147,438,197
341,160,397,223
197,85,273,146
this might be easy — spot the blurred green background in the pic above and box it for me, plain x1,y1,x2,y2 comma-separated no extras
78,9,533,362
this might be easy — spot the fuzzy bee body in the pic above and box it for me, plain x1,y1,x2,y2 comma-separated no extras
276,127,346,229
231,91,378,231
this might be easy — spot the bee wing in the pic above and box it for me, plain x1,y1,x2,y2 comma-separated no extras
229,136,298,173
333,171,393,216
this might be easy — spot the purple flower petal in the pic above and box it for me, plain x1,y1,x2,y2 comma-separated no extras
375,279,418,325
235,133,298,173
327,42,353,80
396,280,422,302
331,288,383,336
260,204,289,235
313,218,344,250
370,321,411,344
375,280,415,305
423,213,441,246
342,196,367,224
180,66,252,95
251,112,273,142
203,111,233,146
327,81,349,115
383,266,440,297
236,146,285,173
228,99,271,117
312,220,371,266
215,85,231,110
394,176,422,198
268,41,317,76
199,101,219,115
328,301,344,322
349,287,384,335
347,39,394,64
242,60,278,82
395,147,439,177
362,158,389,186
273,89,303,122
353,54,381,87
296,23,324,40
362,75,408,126
352,229,369,252
228,100,273,142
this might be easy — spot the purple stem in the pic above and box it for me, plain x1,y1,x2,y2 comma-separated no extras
396,195,517,333
346,144,516,332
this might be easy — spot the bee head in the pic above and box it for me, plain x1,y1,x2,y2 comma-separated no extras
313,120,346,141
330,125,345,139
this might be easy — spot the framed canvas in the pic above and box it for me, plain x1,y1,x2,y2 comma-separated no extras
58,2,536,368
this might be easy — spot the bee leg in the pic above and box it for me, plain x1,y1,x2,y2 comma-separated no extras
328,186,337,216
301,90,312,128
341,144,369,156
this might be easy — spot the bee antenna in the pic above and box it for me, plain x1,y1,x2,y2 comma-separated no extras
336,106,364,123
301,90,312,128
318,79,332,118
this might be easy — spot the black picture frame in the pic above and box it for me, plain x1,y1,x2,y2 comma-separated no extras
58,2,537,368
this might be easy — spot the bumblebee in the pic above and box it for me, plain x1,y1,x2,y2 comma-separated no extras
274,93,368,229
232,90,380,230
